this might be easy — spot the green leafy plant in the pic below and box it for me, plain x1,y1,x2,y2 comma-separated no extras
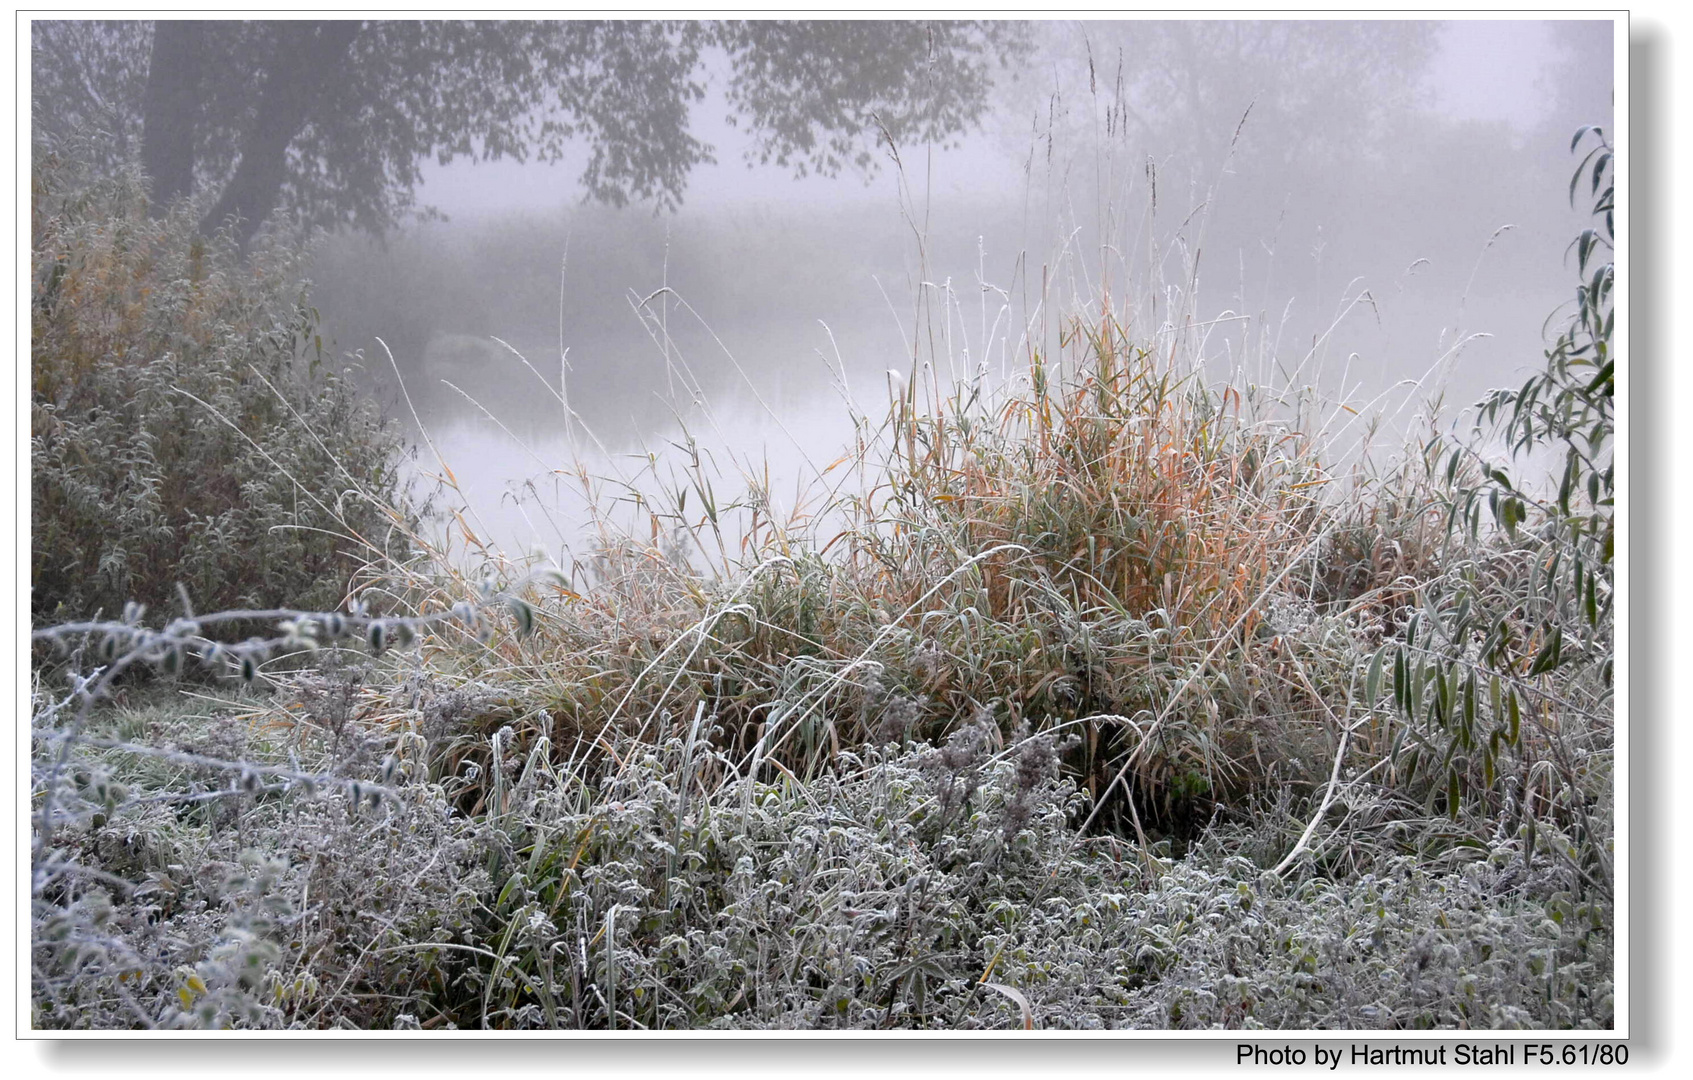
1373,126,1614,896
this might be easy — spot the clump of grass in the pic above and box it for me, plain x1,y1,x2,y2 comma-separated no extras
845,304,1347,830
879,314,1324,628
368,282,1380,853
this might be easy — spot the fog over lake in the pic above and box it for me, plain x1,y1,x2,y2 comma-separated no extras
302,19,1614,566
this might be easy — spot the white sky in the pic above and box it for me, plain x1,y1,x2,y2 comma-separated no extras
414,18,1569,220
1424,20,1558,126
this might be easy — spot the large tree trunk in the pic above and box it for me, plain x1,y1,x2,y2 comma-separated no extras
140,20,206,210
200,21,361,245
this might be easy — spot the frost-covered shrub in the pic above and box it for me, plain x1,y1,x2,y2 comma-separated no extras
30,662,1612,1030
428,718,1610,1030
1117,847,1612,1030
30,133,414,626
30,674,494,1030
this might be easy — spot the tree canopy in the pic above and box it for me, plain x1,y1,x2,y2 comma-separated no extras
32,19,1030,243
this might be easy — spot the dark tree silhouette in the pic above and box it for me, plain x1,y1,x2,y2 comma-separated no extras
33,19,1030,244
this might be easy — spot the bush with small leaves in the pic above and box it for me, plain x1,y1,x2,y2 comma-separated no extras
31,130,416,628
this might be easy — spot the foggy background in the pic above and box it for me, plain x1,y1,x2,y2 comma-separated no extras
293,19,1614,561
